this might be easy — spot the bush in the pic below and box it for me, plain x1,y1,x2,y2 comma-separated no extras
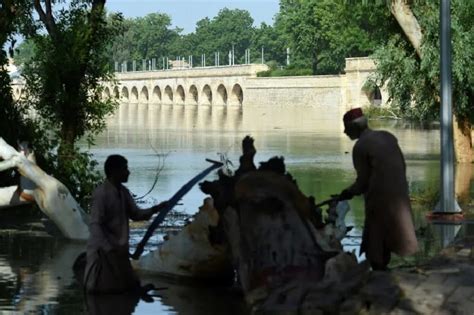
257,67,313,77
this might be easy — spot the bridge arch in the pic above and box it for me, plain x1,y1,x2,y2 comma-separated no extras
164,85,173,104
216,84,228,106
176,85,185,105
131,87,139,102
152,86,161,104
230,84,243,106
140,86,149,102
103,87,111,99
113,86,120,99
188,85,198,105
367,85,382,106
201,84,212,106
121,87,129,101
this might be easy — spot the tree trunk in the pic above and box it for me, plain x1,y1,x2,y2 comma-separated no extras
453,115,473,163
0,137,90,240
200,136,365,312
390,0,423,58
58,124,77,169
390,1,473,162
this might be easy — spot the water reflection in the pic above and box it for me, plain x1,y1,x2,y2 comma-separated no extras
1,103,473,314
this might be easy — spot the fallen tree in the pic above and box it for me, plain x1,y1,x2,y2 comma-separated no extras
199,136,369,312
0,137,90,240
2,134,382,309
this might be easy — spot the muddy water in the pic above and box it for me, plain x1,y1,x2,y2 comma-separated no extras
0,103,471,314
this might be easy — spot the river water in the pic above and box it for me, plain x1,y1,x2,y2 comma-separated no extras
0,103,472,314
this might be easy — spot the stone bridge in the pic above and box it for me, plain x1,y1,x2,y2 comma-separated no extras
104,64,268,107
12,57,387,110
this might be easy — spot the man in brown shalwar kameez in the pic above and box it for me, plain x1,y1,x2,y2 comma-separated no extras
84,154,167,294
338,108,418,270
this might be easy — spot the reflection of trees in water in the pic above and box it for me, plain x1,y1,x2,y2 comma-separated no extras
0,233,85,313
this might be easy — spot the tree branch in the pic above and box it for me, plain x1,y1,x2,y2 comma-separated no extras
33,0,58,40
390,0,422,58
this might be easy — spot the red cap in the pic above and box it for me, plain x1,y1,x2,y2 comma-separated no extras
343,108,364,123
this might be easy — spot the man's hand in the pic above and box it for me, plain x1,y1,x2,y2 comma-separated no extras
152,201,169,214
338,189,354,201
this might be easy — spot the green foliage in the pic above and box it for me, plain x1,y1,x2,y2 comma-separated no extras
362,105,402,120
250,22,287,65
410,180,440,210
17,0,120,207
189,8,255,66
12,39,36,67
107,12,180,65
275,0,396,74
257,67,313,77
372,0,474,123
0,1,38,186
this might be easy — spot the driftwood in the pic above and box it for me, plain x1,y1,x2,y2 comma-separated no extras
133,197,234,281
199,136,367,312
0,137,90,240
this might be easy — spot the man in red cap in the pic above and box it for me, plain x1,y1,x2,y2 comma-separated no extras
338,107,418,270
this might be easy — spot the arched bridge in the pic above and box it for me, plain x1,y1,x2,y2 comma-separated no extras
12,58,387,110
104,64,269,107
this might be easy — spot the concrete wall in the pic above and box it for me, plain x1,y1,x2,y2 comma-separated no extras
245,57,388,111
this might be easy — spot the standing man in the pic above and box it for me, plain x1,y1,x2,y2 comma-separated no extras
84,154,167,293
338,108,418,270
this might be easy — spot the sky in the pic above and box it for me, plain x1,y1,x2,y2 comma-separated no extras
105,0,280,33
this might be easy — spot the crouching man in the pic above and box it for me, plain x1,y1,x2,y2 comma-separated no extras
84,154,167,293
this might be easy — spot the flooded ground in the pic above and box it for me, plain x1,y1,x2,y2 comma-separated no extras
0,104,472,314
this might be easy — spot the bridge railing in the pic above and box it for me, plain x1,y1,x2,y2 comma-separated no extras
112,47,276,73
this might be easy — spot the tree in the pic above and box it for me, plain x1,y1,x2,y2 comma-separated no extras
251,22,287,66
12,39,36,68
107,12,181,67
19,0,120,205
372,0,474,162
190,8,255,65
276,0,394,74
0,0,39,186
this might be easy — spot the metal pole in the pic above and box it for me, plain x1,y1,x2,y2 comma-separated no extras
437,0,459,213
261,46,264,64
232,44,235,65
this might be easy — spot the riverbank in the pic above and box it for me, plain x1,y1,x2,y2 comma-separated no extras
339,225,474,314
